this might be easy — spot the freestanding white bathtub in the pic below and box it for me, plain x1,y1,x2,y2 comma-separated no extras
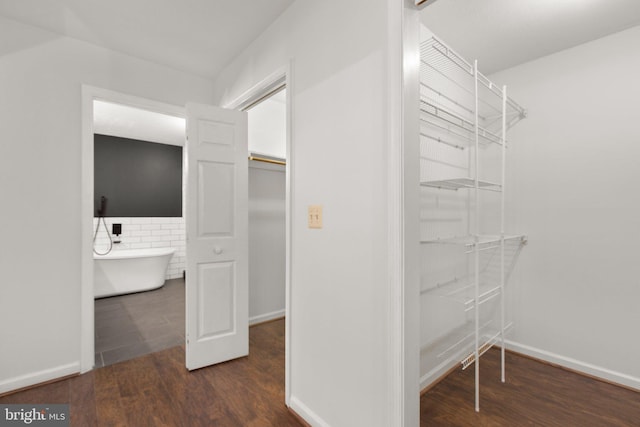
94,247,176,298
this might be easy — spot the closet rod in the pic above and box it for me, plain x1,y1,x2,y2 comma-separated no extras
249,154,286,166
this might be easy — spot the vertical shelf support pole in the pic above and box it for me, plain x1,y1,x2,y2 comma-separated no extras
500,86,507,383
473,59,480,413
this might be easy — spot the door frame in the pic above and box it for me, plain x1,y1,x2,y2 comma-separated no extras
223,64,292,406
80,85,186,373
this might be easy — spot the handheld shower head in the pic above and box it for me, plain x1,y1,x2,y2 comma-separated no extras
98,196,108,217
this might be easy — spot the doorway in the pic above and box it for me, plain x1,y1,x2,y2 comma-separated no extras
80,87,188,372
246,87,287,326
92,100,187,367
224,69,292,404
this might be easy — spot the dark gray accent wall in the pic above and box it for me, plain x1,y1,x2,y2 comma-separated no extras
94,134,182,217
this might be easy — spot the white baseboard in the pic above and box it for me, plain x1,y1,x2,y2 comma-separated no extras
505,340,640,391
0,362,80,395
289,395,331,427
420,340,640,393
419,357,459,391
419,340,488,391
249,309,285,326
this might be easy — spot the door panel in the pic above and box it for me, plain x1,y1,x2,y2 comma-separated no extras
198,161,234,235
197,262,234,337
186,103,248,370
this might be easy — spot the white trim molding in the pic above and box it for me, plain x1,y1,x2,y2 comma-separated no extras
289,395,331,427
0,362,80,395
223,66,288,111
283,64,293,409
388,0,422,425
80,85,185,373
420,341,640,393
249,310,286,326
505,340,640,391
223,63,294,407
419,359,458,392
387,0,406,417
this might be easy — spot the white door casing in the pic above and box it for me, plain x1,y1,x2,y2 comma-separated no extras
185,103,249,370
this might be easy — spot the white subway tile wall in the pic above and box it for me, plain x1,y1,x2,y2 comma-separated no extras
92,217,185,280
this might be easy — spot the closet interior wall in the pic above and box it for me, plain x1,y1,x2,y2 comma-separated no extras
418,25,527,411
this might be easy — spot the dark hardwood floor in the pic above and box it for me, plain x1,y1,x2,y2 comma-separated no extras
420,348,640,426
3,320,639,426
1,319,301,427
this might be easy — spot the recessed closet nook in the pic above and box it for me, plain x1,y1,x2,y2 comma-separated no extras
418,25,526,411
417,4,640,415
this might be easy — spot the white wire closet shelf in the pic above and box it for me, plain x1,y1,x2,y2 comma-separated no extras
421,234,526,248
460,326,510,370
419,36,526,132
420,177,501,192
421,320,510,363
420,98,504,148
421,277,502,312
419,30,527,412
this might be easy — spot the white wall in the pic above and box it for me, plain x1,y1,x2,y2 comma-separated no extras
0,16,213,393
491,25,640,389
248,91,287,159
214,0,404,425
93,217,185,280
248,162,286,324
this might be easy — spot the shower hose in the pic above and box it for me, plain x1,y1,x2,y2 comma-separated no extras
93,216,113,256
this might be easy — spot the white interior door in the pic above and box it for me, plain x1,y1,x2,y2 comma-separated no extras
185,102,248,370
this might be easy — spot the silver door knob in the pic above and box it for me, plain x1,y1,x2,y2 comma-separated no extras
214,246,223,254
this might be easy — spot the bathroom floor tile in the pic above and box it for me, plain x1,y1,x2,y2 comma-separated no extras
95,278,184,367
95,329,143,353
100,342,152,366
137,323,181,342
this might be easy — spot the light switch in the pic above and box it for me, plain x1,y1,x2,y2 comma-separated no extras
308,205,323,229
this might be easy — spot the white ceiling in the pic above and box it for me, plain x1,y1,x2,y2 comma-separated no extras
3,1,639,80
0,0,294,79
421,0,640,74
10,1,639,141
93,101,185,146
0,0,640,83
92,88,288,147
0,1,295,144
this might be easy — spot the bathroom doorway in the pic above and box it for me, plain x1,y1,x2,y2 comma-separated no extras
91,100,188,367
80,88,188,373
